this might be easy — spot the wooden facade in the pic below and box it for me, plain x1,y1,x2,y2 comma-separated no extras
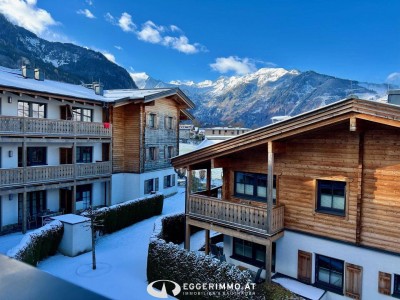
111,97,184,174
172,98,400,283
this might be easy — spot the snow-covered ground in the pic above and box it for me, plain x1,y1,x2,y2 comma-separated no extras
0,188,186,300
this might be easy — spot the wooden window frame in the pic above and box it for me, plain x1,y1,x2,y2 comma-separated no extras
144,178,159,194
165,116,173,130
163,174,176,188
72,107,93,122
146,147,158,161
316,179,346,216
315,254,344,294
148,113,157,129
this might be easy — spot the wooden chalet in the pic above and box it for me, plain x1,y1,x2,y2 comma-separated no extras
172,98,400,299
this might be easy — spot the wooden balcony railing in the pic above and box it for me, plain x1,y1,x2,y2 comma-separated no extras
188,194,284,235
0,116,112,138
0,162,112,186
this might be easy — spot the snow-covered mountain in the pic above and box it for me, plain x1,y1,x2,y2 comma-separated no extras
140,68,388,128
0,14,136,89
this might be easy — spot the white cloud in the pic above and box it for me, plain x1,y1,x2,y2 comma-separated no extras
163,36,199,54
118,12,136,32
77,8,95,19
104,12,115,24
102,52,116,63
387,72,400,83
0,0,57,36
105,13,205,55
137,21,163,43
210,56,257,75
86,0,93,5
114,45,122,50
129,72,149,88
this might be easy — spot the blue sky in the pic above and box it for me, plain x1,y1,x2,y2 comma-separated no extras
1,0,400,85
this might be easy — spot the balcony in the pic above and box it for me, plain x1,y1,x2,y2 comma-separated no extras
0,116,111,138
188,194,284,235
0,162,112,187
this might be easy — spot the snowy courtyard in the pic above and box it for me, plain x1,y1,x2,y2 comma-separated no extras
1,188,187,300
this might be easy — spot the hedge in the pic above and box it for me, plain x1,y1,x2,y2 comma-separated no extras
7,220,63,266
84,193,164,234
148,213,254,300
158,213,202,244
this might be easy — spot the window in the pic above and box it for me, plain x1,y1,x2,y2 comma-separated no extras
148,113,156,128
165,116,173,130
18,191,46,222
144,178,159,194
146,147,158,161
18,101,46,118
394,274,400,298
317,180,346,216
72,107,92,122
76,184,92,210
166,146,174,159
315,254,344,294
76,147,92,163
164,174,175,188
235,172,276,203
232,238,275,270
26,147,47,166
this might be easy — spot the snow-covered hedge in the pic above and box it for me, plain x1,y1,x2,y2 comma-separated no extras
84,193,164,234
7,220,63,266
148,214,253,299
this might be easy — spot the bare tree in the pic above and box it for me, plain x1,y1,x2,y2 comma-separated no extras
83,206,103,270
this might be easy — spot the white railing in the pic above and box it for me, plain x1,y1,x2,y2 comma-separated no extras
189,194,284,235
0,116,111,137
0,161,112,186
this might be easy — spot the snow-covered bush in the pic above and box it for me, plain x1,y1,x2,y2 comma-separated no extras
148,214,253,299
83,193,164,234
7,220,63,266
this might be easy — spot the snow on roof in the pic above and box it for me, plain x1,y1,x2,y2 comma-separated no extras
102,88,172,101
196,138,224,149
52,214,90,224
0,66,106,102
272,277,325,300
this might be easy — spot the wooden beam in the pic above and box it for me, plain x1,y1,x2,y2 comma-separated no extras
185,166,192,213
206,166,211,196
356,132,365,245
205,229,210,255
265,242,272,283
72,185,77,214
350,116,357,132
355,114,400,129
266,142,274,234
187,217,272,246
185,221,191,250
22,191,27,234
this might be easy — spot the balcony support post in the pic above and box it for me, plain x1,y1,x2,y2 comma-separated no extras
22,191,27,234
185,222,191,250
72,184,77,214
205,229,210,255
206,166,211,196
265,239,272,283
266,142,274,234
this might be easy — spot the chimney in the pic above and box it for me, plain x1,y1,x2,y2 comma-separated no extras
34,68,44,81
93,82,104,96
388,90,400,105
22,66,34,79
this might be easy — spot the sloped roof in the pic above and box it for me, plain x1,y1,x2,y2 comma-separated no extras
172,98,400,168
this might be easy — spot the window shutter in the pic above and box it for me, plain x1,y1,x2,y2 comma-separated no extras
297,250,312,284
145,113,149,127
155,114,159,129
145,148,150,161
172,174,176,186
155,178,159,191
164,145,168,159
345,263,362,299
378,272,391,295
163,176,167,189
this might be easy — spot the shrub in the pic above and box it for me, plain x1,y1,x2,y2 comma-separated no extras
148,214,253,300
147,239,253,300
8,220,63,266
85,193,164,234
